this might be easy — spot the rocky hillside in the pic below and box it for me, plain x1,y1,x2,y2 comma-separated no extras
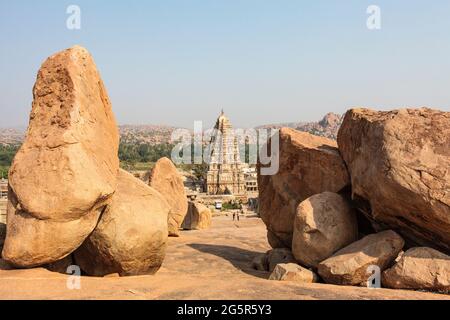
0,128,25,145
0,113,343,146
119,124,179,145
0,124,179,146
256,113,343,140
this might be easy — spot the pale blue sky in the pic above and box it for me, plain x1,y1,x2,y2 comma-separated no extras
1,0,450,128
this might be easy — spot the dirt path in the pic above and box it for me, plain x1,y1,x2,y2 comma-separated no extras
0,216,448,300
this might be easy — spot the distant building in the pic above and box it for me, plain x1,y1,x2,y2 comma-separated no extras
0,179,7,199
243,166,258,193
0,199,6,223
206,111,245,195
0,179,7,224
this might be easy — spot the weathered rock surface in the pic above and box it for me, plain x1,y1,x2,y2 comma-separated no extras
269,263,318,283
318,230,404,286
292,192,358,268
267,229,286,249
182,202,212,230
267,248,296,272
148,157,188,237
382,247,450,292
74,169,169,277
337,108,450,254
2,46,119,267
257,128,350,248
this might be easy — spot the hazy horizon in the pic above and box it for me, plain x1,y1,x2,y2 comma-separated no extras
0,109,334,130
1,1,450,129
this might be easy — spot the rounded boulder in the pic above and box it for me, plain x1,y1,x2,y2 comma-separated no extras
292,192,358,268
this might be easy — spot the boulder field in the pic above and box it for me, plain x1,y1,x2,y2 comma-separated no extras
258,107,449,293
257,128,350,249
1,45,448,295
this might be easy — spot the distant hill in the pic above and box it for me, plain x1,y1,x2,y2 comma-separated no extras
0,127,26,145
0,113,343,146
256,113,343,140
0,125,181,146
119,124,180,145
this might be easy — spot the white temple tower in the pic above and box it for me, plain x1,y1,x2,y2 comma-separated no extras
206,111,245,195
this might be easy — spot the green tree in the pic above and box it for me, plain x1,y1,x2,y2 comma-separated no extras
118,142,175,170
0,144,21,178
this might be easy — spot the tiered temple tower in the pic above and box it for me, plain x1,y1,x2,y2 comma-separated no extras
206,111,245,195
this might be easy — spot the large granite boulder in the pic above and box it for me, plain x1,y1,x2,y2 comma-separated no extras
267,229,286,249
317,230,404,286
292,192,358,268
182,202,212,230
337,108,450,253
149,157,188,236
74,169,169,276
382,247,450,292
257,128,350,248
2,46,119,267
269,263,318,283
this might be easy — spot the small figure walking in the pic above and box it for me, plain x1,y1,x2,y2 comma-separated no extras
237,212,240,221
232,212,236,221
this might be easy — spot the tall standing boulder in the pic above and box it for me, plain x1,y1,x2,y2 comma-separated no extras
292,192,358,268
149,157,188,237
74,169,169,276
2,46,119,267
182,202,212,230
338,108,450,253
257,128,350,248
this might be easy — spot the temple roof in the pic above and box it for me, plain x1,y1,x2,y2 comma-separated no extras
214,110,232,131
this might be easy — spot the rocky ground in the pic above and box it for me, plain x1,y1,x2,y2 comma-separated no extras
0,216,447,300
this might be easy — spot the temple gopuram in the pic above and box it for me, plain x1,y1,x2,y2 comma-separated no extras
206,111,245,195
